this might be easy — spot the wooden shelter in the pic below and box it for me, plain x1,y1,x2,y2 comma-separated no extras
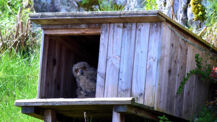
15,11,217,122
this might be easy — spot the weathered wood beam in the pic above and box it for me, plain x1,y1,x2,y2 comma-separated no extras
15,98,135,106
29,11,164,25
114,105,158,121
44,28,101,36
21,107,43,120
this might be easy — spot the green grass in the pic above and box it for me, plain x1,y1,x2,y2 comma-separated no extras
0,50,42,122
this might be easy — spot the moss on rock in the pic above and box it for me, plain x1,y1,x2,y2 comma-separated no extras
190,0,206,21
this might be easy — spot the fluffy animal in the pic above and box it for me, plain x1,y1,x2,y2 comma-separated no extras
72,61,96,98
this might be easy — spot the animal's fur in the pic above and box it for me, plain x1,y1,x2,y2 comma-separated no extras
72,62,96,98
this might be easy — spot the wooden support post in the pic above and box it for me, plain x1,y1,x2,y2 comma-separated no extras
44,110,56,122
112,107,125,122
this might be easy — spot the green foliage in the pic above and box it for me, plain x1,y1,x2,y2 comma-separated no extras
0,0,32,31
78,0,98,11
97,1,125,11
78,0,157,11
0,0,38,55
202,0,217,46
206,0,217,26
177,54,214,94
0,50,41,121
78,0,125,11
193,107,216,122
144,0,157,10
158,115,171,122
190,0,206,21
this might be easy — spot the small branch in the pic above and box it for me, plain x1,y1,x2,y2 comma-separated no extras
198,26,207,37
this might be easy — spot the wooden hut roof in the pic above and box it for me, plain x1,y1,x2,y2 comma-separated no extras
29,10,217,52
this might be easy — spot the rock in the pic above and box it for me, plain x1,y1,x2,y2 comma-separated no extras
33,0,82,12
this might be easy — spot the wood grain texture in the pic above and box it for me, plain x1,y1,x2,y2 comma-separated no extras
30,11,163,25
114,106,158,120
173,37,188,117
44,28,100,35
41,24,101,29
182,44,197,119
39,35,49,98
37,30,45,98
44,110,56,122
104,24,123,97
118,23,136,97
155,22,171,111
96,24,110,97
15,98,135,106
165,29,179,114
144,23,162,107
132,23,150,104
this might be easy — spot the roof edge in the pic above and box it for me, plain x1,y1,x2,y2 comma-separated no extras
29,10,217,53
158,11,217,53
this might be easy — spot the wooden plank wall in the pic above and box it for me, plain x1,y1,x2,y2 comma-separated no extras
156,22,216,119
96,23,162,108
38,36,76,98
96,22,216,120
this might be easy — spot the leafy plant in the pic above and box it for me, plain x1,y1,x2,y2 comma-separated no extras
206,0,217,26
97,1,125,11
190,0,206,21
177,54,215,94
193,107,216,122
158,115,171,122
0,0,39,55
201,0,217,47
77,0,125,11
144,0,157,10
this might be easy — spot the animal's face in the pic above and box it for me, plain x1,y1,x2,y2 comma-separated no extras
72,62,89,77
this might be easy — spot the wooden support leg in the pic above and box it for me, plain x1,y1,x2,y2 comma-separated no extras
44,110,56,122
112,107,125,122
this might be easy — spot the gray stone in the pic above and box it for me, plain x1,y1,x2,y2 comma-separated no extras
34,0,82,12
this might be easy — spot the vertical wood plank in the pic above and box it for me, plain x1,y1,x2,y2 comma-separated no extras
118,23,136,97
132,23,150,104
112,108,125,122
144,23,162,107
39,35,49,98
37,30,45,98
173,38,188,117
165,30,179,114
96,24,110,97
61,47,75,98
44,110,56,122
104,23,123,97
52,39,61,98
155,22,171,111
182,44,197,119
45,38,56,98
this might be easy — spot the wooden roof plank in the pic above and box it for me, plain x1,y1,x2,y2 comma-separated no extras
15,98,135,106
29,10,217,53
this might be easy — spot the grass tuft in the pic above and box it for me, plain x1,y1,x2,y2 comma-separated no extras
0,49,41,122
